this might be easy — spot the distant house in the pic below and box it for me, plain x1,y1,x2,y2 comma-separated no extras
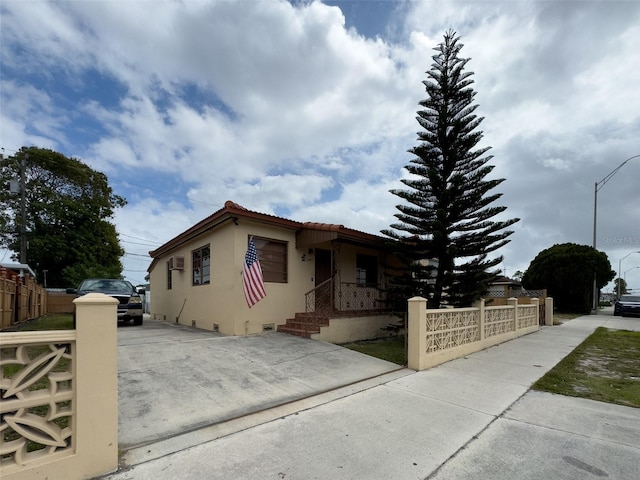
486,275,546,306
487,275,522,296
147,201,403,342
0,262,36,279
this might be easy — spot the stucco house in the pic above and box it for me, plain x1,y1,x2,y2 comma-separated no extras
485,275,546,306
147,201,404,342
487,275,522,296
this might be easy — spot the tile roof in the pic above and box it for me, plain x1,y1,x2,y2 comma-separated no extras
148,201,387,262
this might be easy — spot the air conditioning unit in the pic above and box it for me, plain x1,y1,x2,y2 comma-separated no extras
169,256,184,271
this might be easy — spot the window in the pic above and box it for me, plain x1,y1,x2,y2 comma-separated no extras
356,254,378,286
253,237,287,283
192,245,211,285
167,261,172,290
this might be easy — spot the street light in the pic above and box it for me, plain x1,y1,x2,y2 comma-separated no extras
623,265,640,288
591,154,640,313
617,251,640,300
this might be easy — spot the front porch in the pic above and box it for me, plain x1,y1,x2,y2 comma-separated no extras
277,279,402,342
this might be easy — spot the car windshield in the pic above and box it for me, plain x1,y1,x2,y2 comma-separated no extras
620,295,640,302
79,279,133,293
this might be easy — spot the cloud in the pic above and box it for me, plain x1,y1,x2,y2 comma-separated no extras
1,0,639,290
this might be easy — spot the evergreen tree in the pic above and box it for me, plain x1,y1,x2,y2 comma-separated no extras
383,30,519,308
613,278,627,298
0,146,126,287
523,243,614,313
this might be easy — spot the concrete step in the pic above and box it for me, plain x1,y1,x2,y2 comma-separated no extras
276,326,319,337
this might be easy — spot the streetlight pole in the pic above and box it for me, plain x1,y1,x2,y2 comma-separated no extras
19,153,27,264
618,252,640,298
591,154,640,314
624,266,639,285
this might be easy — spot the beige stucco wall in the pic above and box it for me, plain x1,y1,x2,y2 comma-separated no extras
311,314,402,344
150,219,315,335
334,243,381,284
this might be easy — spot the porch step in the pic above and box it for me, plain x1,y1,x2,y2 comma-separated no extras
277,313,330,338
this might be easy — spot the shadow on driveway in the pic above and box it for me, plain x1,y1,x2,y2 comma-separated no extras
118,319,401,448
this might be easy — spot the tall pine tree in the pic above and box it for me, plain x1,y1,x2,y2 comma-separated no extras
383,30,519,308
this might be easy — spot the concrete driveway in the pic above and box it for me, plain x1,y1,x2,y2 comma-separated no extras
117,319,402,449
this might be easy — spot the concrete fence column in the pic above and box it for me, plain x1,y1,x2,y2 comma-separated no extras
508,297,518,331
545,297,554,326
478,298,485,341
407,296,427,371
531,298,540,325
74,293,119,478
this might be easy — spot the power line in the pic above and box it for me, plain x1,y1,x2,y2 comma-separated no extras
123,252,151,258
119,233,163,245
121,239,160,247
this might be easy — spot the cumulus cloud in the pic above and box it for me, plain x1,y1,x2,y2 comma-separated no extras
1,0,639,288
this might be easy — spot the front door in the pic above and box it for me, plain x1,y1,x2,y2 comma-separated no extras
314,249,332,313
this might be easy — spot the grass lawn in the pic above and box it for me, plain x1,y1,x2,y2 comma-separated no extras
2,313,74,331
342,336,406,366
533,327,640,408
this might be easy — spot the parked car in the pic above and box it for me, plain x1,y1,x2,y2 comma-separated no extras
613,294,640,317
67,279,144,325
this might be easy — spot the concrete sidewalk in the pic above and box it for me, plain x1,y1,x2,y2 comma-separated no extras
103,313,640,480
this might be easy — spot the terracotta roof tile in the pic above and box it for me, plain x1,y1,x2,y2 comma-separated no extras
302,222,344,232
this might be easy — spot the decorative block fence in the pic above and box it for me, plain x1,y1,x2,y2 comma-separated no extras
408,297,554,371
0,293,119,480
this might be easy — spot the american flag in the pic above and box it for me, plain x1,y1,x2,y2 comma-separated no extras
242,237,266,307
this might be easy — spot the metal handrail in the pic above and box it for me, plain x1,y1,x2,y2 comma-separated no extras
305,279,389,314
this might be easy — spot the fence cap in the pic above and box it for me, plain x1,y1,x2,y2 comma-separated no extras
73,293,119,305
408,296,428,302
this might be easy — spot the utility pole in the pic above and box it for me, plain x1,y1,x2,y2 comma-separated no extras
591,154,640,313
19,153,27,264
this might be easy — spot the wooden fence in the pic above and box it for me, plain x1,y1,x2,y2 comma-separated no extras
0,267,47,329
46,290,76,314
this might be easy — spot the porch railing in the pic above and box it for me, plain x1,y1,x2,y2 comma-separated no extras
305,279,388,315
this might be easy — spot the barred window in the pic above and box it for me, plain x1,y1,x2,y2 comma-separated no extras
253,237,287,283
356,254,378,286
167,261,172,290
192,245,210,285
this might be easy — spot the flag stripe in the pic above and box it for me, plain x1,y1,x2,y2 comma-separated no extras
242,237,266,307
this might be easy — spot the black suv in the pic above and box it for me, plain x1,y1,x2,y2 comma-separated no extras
613,294,640,317
68,279,144,325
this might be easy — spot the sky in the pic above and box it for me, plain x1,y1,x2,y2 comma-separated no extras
1,0,639,292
